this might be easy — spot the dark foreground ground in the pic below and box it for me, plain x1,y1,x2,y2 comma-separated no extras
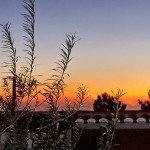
77,129,150,150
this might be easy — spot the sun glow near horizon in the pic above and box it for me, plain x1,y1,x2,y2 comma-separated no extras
0,80,149,110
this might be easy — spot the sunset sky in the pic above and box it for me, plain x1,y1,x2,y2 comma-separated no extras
1,0,150,110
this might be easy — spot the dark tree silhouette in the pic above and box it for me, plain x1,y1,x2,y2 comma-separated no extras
138,100,150,110
138,89,150,111
93,92,126,111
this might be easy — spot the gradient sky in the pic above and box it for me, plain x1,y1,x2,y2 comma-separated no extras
1,0,150,110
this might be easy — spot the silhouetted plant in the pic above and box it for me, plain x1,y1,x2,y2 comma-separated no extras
0,0,86,149
32,33,87,149
138,89,150,111
138,99,150,110
33,84,88,150
93,92,126,112
0,0,38,149
97,89,126,150
0,0,127,150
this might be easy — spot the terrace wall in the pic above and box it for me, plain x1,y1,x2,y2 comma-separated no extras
74,111,150,150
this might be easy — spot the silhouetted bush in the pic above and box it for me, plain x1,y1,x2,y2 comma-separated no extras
93,92,126,111
138,99,150,110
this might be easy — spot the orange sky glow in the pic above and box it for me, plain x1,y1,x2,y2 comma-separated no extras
1,1,150,110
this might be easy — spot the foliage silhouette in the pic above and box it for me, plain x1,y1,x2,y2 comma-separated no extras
0,0,125,150
97,89,126,150
0,0,87,149
93,92,126,111
138,99,150,110
138,89,150,110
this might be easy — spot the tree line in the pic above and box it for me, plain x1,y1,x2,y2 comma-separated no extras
93,92,150,111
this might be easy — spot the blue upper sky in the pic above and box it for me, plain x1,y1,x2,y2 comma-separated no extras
1,0,150,108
